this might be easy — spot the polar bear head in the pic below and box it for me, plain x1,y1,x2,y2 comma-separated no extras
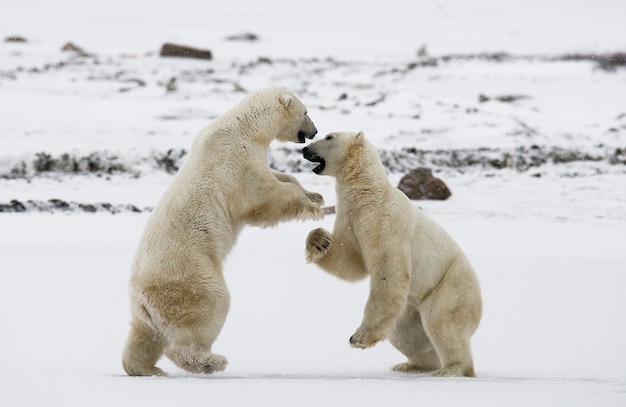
235,88,317,144
247,88,316,144
274,91,317,143
303,130,378,176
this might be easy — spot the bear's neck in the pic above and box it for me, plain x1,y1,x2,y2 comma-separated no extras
232,103,279,147
336,145,389,199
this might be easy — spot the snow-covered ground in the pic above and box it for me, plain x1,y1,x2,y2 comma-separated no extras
1,216,625,406
1,0,626,405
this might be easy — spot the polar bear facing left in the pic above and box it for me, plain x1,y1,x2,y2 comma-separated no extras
303,131,481,377
122,88,324,376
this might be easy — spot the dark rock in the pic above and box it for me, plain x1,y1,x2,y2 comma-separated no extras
397,168,451,200
61,42,90,57
128,204,142,213
165,77,177,93
5,36,27,43
479,94,528,103
365,94,386,107
160,43,212,60
417,44,428,57
495,94,529,103
225,32,259,42
118,78,146,93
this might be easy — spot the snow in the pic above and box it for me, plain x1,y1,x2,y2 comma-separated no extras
1,0,626,405
1,216,625,405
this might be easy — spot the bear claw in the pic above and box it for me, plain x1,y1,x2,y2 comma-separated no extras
316,238,330,251
306,228,332,262
305,191,324,205
349,325,384,349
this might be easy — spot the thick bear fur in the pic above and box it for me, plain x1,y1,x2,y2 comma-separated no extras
122,88,324,376
303,131,482,377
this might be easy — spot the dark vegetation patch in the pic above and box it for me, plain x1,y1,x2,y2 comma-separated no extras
154,149,187,174
478,94,530,104
375,145,624,173
2,145,624,180
275,145,626,174
559,52,626,72
224,33,259,42
444,52,626,72
377,51,626,75
0,199,149,214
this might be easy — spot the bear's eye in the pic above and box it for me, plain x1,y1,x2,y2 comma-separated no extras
325,135,333,141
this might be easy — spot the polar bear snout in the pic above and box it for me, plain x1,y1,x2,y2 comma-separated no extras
302,146,326,174
298,128,317,143
297,116,317,143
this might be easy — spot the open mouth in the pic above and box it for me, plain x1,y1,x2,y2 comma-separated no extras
298,130,317,143
302,147,325,174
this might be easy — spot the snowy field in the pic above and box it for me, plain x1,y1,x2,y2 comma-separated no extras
1,0,626,406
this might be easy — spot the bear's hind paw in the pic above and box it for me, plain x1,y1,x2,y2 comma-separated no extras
168,349,228,375
198,354,228,374
431,362,475,378
392,362,435,374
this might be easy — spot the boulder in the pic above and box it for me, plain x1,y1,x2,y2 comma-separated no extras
160,43,212,60
397,167,451,200
5,36,27,43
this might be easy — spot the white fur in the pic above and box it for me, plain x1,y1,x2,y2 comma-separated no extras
304,131,482,377
122,88,324,376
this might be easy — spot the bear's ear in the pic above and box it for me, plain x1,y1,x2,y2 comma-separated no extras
279,94,293,108
355,131,365,145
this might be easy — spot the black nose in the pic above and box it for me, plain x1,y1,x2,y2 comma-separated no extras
302,146,309,154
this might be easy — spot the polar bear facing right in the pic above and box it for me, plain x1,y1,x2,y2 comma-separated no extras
303,131,482,377
122,88,323,377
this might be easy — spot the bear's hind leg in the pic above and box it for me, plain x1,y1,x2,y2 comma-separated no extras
421,304,477,377
389,305,440,374
122,317,166,376
421,265,481,378
429,340,475,378
165,315,228,374
164,292,230,374
166,343,228,374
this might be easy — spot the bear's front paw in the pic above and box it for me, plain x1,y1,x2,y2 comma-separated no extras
349,325,384,349
306,203,325,221
305,191,324,206
305,228,331,263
